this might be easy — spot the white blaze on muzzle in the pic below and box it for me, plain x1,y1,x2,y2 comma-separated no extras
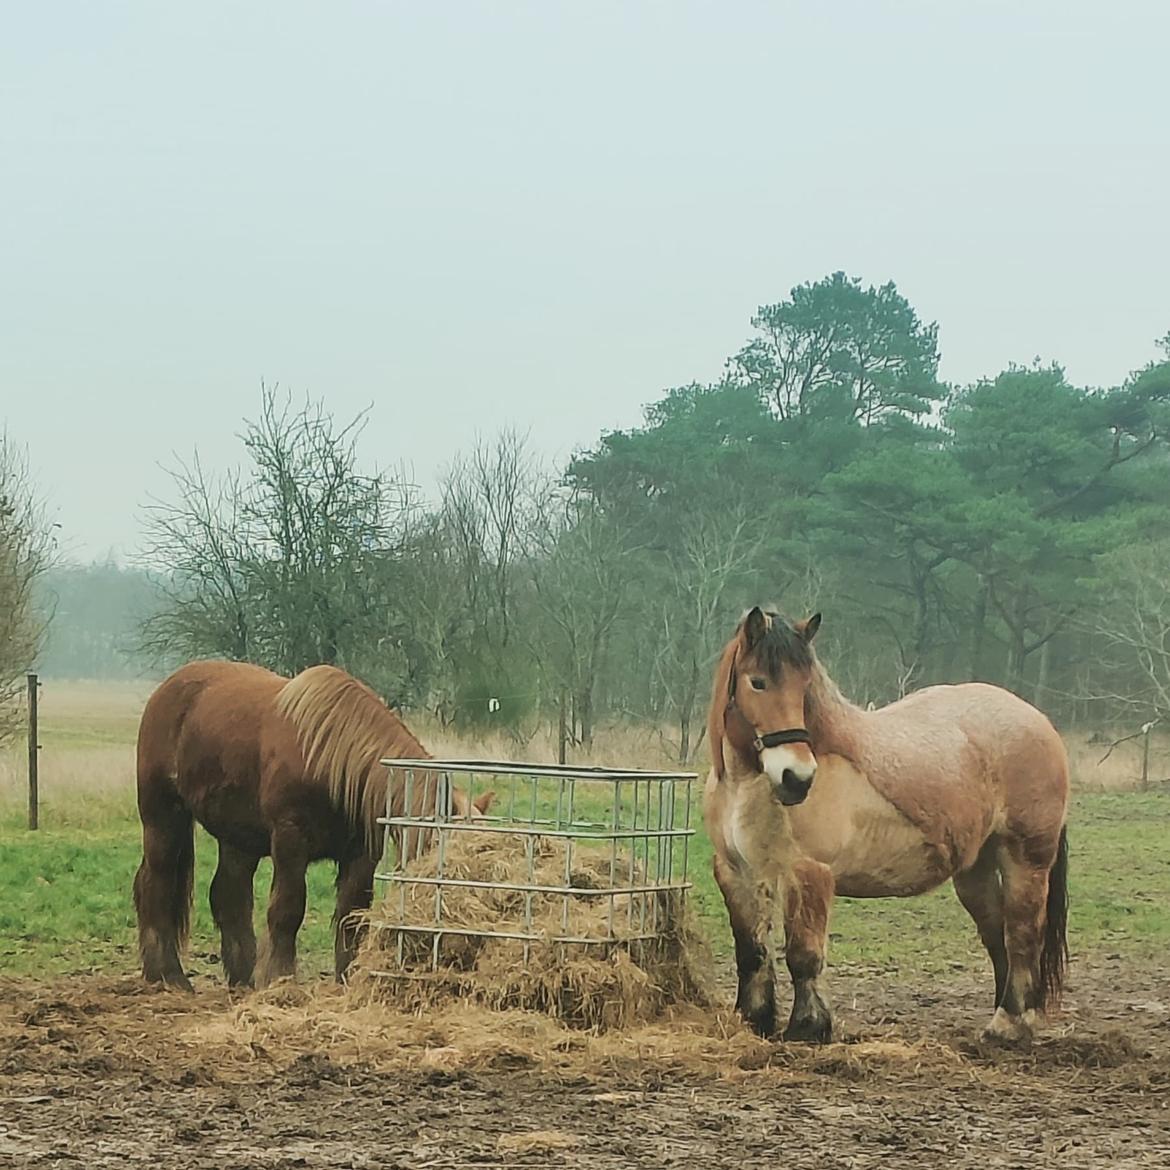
759,744,817,790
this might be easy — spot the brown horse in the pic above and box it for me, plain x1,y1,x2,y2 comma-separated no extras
133,659,493,991
703,607,1069,1044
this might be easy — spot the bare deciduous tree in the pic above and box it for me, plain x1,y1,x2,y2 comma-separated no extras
651,504,767,762
138,454,254,665
439,429,537,655
528,488,637,748
1090,540,1170,719
0,432,53,743
140,386,411,683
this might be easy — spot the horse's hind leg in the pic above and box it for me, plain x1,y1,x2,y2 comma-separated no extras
255,829,309,988
133,778,195,992
782,859,835,1043
334,853,377,981
210,841,261,987
983,837,1052,1043
953,837,1008,1010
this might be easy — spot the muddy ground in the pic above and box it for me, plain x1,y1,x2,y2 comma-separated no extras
1,955,1168,1169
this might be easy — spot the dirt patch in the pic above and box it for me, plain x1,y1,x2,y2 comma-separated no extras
2,955,1170,1168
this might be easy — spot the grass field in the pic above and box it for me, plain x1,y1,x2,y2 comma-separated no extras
2,680,1169,983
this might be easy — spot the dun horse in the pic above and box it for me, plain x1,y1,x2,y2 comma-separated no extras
133,659,492,990
704,608,1069,1044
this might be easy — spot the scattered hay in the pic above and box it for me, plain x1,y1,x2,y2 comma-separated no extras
7,976,1167,1097
349,829,714,1031
959,1028,1146,1071
1038,1030,1144,1069
497,1130,580,1154
171,983,762,1084
737,1035,969,1080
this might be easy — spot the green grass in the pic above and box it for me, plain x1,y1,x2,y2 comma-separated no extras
0,820,337,979
2,788,1168,982
827,789,1170,972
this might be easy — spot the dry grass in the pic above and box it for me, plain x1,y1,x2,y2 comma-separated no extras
416,716,687,774
0,678,145,824
2,679,1165,809
0,720,1159,833
0,744,135,825
1064,728,1170,791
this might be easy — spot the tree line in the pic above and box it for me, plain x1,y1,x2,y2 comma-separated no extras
8,272,1170,757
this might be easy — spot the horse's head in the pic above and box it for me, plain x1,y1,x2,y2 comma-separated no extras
395,785,495,863
450,788,496,819
710,606,821,805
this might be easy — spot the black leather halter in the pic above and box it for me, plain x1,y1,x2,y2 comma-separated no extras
752,727,812,752
726,649,812,755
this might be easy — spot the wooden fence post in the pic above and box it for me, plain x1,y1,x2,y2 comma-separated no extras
557,689,568,766
27,672,39,830
1140,720,1154,791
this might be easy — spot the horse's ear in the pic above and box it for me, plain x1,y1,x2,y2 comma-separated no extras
798,612,822,643
473,790,496,815
743,606,768,648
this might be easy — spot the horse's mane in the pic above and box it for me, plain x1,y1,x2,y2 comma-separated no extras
707,637,739,781
806,660,853,732
274,665,431,849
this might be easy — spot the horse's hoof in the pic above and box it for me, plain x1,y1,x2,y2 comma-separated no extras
980,1007,1034,1045
743,1008,779,1040
748,1017,778,1040
164,973,194,993
783,1013,833,1044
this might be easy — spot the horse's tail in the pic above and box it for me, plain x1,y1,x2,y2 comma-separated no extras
161,802,197,948
1038,825,1069,1012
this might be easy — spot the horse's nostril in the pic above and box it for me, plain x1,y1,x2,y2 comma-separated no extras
782,768,812,791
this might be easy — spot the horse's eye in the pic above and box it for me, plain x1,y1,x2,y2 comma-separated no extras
750,677,766,691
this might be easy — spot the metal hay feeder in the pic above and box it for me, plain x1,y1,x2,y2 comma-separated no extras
372,759,697,975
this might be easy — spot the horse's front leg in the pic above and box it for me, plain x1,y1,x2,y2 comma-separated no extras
713,852,782,1038
210,840,261,988
782,858,835,1043
334,852,377,981
256,828,309,988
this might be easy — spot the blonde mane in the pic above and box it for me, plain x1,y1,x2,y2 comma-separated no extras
805,659,863,756
274,665,431,850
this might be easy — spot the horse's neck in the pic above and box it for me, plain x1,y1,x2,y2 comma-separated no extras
721,746,764,786
807,665,866,758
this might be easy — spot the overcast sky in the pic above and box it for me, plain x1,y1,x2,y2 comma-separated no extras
3,1,1167,561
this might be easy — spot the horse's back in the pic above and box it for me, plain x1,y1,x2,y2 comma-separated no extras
873,682,1065,766
856,681,1068,870
139,660,284,765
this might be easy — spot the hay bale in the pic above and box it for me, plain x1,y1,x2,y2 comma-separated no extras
350,829,712,1030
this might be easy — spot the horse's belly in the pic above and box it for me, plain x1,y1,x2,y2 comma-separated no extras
831,821,950,898
201,816,271,857
183,778,269,855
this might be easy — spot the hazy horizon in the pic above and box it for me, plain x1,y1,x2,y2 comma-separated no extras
4,1,1168,563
